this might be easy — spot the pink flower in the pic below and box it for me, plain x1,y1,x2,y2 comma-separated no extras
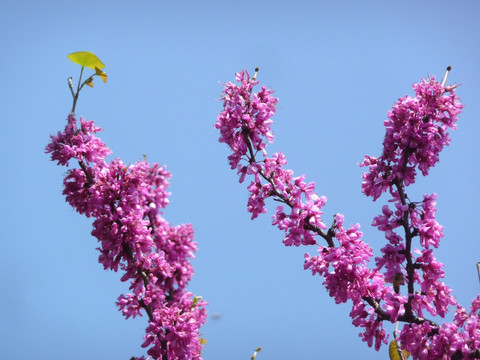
46,114,112,166
214,70,278,171
361,77,462,199
216,70,476,358
47,114,206,359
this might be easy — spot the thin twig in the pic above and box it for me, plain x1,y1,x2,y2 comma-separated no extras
250,347,262,360
441,65,452,87
252,67,259,81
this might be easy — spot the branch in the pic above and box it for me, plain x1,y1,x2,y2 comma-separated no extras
241,128,334,247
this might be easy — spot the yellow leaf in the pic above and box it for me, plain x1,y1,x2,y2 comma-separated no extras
85,78,94,88
67,51,105,70
95,67,108,83
389,340,409,360
389,340,401,360
192,296,202,307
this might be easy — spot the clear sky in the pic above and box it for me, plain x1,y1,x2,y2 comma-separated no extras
1,1,479,359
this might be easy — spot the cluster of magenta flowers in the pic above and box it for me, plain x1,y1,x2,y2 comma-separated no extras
360,77,463,200
215,70,480,359
46,114,207,360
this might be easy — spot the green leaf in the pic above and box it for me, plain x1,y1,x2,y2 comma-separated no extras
67,51,105,70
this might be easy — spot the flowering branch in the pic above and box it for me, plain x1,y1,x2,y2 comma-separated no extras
215,68,480,359
46,52,207,360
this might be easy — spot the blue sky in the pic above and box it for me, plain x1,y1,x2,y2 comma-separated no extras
1,1,479,359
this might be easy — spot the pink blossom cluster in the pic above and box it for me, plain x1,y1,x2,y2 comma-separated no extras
216,70,479,359
46,114,112,166
397,297,480,359
215,70,391,349
360,76,463,201
215,70,278,183
47,114,206,360
304,213,392,350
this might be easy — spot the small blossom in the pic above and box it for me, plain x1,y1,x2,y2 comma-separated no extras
46,114,112,166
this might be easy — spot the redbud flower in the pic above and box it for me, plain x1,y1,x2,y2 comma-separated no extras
216,70,479,359
361,77,463,199
47,114,206,359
